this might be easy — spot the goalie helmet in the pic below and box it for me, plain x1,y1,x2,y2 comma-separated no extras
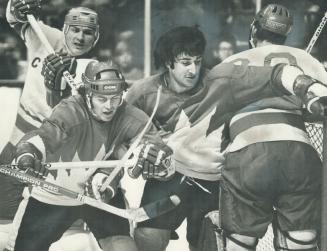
63,7,100,46
82,60,128,95
249,4,293,48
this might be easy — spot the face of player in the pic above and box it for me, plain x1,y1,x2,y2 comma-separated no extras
91,93,123,122
65,25,96,56
167,53,202,93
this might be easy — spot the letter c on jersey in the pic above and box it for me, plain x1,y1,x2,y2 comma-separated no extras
31,57,41,68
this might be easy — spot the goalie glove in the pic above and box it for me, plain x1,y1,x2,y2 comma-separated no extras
41,53,77,107
85,168,124,203
128,142,175,181
10,0,42,23
14,141,48,180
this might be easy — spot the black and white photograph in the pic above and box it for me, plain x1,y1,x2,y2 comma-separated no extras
0,0,326,250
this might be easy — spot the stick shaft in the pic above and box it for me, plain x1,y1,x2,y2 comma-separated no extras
27,15,55,54
0,165,133,219
306,12,327,53
46,159,135,170
26,14,77,91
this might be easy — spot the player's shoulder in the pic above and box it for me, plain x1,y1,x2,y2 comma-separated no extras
207,62,246,80
122,103,150,125
130,73,162,92
50,95,89,128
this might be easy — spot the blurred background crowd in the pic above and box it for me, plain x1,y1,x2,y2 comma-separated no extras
0,0,326,82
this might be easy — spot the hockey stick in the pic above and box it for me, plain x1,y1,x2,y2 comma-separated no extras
0,165,180,223
26,14,77,92
305,11,327,53
45,159,135,171
99,85,162,192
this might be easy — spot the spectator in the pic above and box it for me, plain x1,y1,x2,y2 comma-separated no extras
114,31,143,80
205,32,237,68
0,33,23,79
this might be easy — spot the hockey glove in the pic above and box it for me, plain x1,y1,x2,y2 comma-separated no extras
10,0,42,23
293,75,327,117
85,168,124,203
129,142,175,181
14,142,48,180
42,53,77,107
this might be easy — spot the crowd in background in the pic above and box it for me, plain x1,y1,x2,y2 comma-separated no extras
0,0,326,81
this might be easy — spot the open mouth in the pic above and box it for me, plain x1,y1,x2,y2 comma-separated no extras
73,43,84,50
103,110,114,116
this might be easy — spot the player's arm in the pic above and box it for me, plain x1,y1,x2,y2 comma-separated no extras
272,63,327,116
13,101,74,180
6,0,61,50
6,0,41,38
189,63,327,124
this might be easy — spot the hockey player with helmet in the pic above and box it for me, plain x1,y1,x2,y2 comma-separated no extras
0,1,100,250
2,0,99,161
8,60,173,251
125,24,327,251
219,4,326,250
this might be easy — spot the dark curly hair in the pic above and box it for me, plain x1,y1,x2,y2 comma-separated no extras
154,25,206,70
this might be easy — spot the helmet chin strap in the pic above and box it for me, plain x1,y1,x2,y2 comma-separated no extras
86,93,102,121
248,23,257,49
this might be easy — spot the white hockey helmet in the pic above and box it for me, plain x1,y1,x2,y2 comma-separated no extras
63,7,100,47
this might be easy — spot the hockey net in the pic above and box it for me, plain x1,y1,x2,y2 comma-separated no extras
255,122,323,251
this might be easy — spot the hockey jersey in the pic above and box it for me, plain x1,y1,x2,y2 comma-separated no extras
222,45,327,152
23,95,154,206
127,65,288,180
165,59,318,180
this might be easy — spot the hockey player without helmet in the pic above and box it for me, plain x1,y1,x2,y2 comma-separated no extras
253,4,293,36
82,61,128,96
63,7,99,45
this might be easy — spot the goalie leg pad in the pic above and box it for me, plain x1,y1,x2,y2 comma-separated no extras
272,215,318,250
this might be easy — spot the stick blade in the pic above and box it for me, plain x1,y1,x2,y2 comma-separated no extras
131,195,181,223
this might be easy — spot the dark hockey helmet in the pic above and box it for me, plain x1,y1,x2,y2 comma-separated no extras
63,7,99,46
82,60,128,95
249,4,293,48
253,4,293,36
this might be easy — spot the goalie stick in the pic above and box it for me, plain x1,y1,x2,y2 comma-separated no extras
0,165,180,223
